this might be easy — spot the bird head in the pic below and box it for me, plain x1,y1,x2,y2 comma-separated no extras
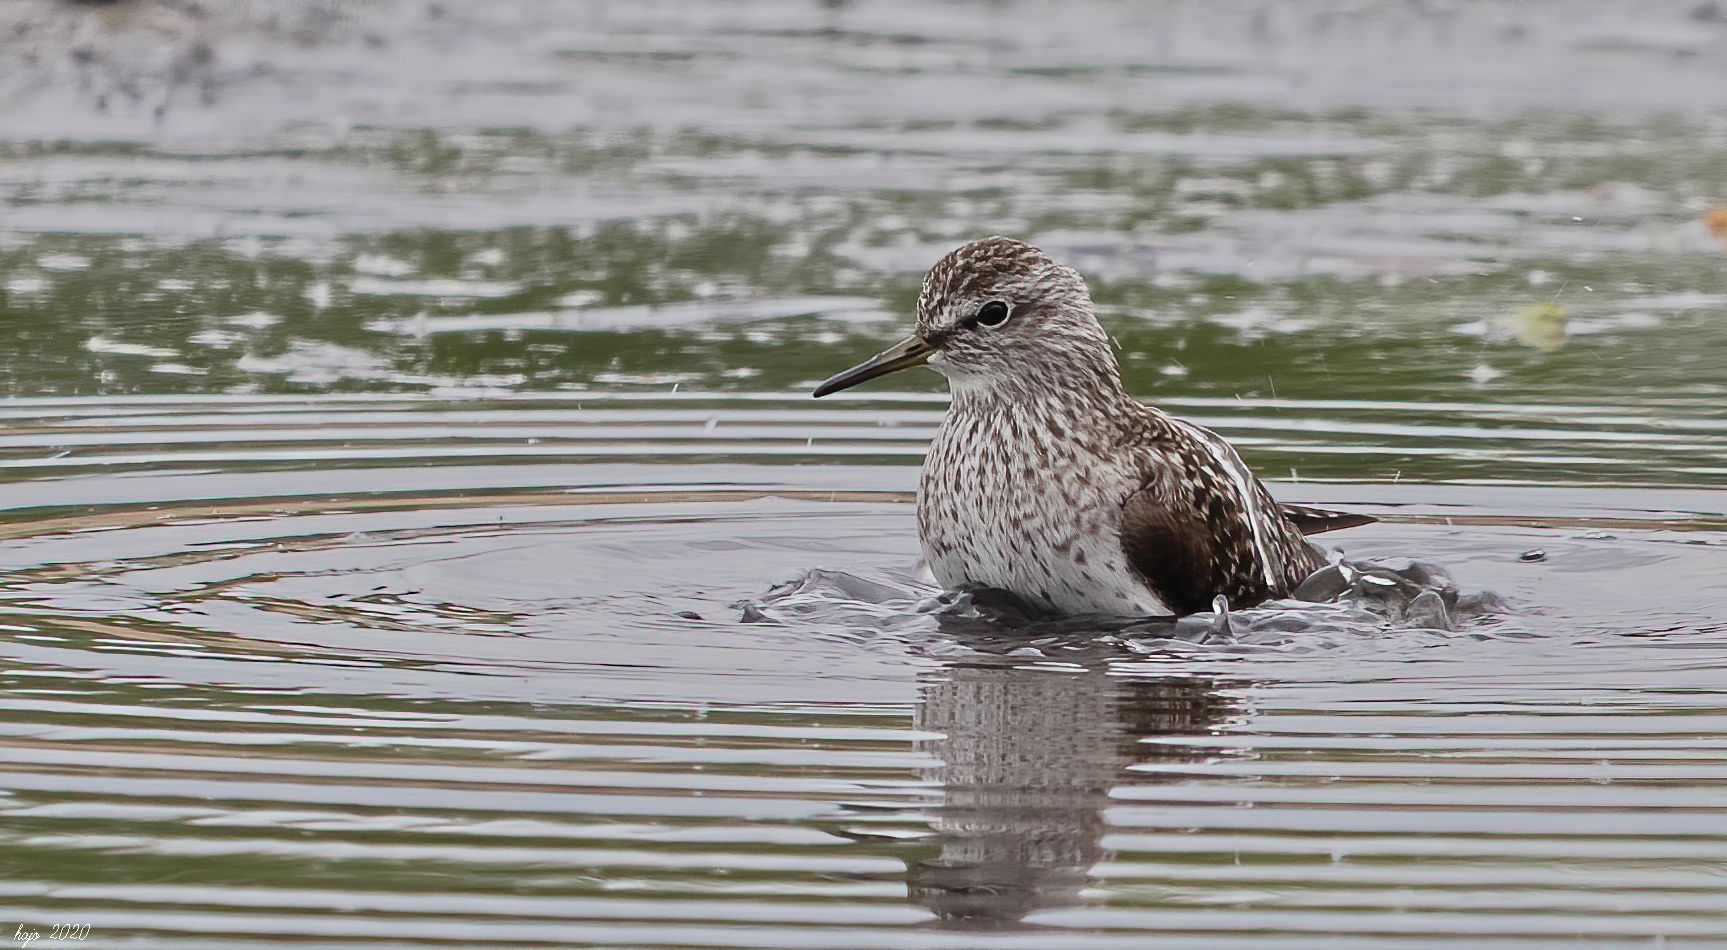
814,236,1117,398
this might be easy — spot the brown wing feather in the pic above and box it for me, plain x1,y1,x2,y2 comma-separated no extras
1120,415,1335,615
1278,503,1376,536
1119,428,1276,615
1120,487,1263,616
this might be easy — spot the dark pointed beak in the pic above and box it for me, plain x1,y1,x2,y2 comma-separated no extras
812,335,934,397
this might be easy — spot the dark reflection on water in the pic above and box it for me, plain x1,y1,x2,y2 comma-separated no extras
909,660,1225,929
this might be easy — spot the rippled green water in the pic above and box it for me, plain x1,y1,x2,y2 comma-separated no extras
2,1,1726,947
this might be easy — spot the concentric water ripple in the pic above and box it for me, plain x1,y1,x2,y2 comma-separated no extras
0,394,1723,947
4,390,1724,485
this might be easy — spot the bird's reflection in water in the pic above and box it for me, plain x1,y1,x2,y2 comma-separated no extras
907,645,1228,929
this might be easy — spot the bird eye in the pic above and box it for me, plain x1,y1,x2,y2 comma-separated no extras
974,300,1010,328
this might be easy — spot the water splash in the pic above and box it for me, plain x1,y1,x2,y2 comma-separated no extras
738,554,1507,657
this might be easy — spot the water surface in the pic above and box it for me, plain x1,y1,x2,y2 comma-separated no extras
2,1,1726,946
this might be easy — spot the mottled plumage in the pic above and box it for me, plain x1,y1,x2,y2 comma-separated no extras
815,236,1372,617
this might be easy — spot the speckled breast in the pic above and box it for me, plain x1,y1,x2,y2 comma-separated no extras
916,404,1169,617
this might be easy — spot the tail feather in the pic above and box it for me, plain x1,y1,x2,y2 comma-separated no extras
1280,503,1376,536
